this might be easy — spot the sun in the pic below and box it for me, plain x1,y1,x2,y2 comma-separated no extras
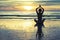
23,6,32,10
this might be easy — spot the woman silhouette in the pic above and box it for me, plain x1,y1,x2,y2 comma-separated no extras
34,5,45,38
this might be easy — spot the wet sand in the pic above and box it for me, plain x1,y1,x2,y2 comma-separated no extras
0,19,60,40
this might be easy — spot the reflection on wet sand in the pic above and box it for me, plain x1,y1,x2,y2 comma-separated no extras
0,19,36,40
0,19,60,40
0,19,36,31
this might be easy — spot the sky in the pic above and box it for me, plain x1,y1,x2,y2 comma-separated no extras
0,0,60,1
0,0,60,15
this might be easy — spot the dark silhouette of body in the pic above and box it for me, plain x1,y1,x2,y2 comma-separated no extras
34,5,45,39
36,5,44,21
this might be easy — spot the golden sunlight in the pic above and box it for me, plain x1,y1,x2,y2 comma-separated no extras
23,6,32,10
22,20,35,32
10,0,34,1
22,20,32,27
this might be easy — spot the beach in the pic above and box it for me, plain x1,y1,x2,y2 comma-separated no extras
0,19,60,40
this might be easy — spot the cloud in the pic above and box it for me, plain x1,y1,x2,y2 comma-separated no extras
0,0,60,1
0,0,8,1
